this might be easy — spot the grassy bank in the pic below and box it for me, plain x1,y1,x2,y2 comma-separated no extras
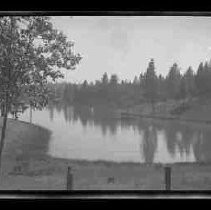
0,118,211,190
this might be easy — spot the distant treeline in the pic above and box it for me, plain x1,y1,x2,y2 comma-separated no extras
47,58,211,108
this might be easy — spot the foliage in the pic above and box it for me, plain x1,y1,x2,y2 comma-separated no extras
48,57,211,111
0,16,82,174
143,59,158,104
0,16,82,112
195,61,211,94
166,63,181,99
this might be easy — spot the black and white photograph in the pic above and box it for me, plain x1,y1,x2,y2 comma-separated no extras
1,13,211,198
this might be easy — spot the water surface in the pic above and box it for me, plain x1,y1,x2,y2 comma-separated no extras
18,104,211,164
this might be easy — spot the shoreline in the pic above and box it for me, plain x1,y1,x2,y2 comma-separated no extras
50,156,211,167
1,117,211,190
120,111,211,125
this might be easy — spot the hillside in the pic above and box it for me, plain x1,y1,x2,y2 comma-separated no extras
121,93,211,123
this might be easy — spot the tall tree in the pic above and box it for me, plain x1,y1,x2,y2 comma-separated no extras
82,80,88,89
203,61,211,92
0,16,81,174
157,74,166,100
183,66,196,97
143,59,158,109
195,62,208,93
133,76,139,85
101,72,109,85
139,73,145,88
166,63,181,99
195,62,205,94
109,74,118,86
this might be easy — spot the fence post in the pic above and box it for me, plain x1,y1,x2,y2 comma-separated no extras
67,166,73,190
164,166,171,191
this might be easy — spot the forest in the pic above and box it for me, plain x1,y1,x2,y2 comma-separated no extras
47,58,211,111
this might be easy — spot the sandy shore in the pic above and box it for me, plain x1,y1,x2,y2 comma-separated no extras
0,118,211,190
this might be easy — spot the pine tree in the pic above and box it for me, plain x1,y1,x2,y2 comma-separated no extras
183,66,196,97
144,59,158,108
101,72,109,85
166,63,181,99
133,76,139,85
82,80,88,89
110,74,118,86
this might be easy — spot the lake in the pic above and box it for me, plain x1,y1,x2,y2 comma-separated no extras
17,104,211,164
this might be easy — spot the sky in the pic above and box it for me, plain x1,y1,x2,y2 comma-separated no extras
51,16,211,83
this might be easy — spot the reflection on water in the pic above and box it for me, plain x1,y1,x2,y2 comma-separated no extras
18,103,211,164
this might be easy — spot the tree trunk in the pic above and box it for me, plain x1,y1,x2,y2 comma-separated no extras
30,105,32,123
1,104,4,117
0,101,8,175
